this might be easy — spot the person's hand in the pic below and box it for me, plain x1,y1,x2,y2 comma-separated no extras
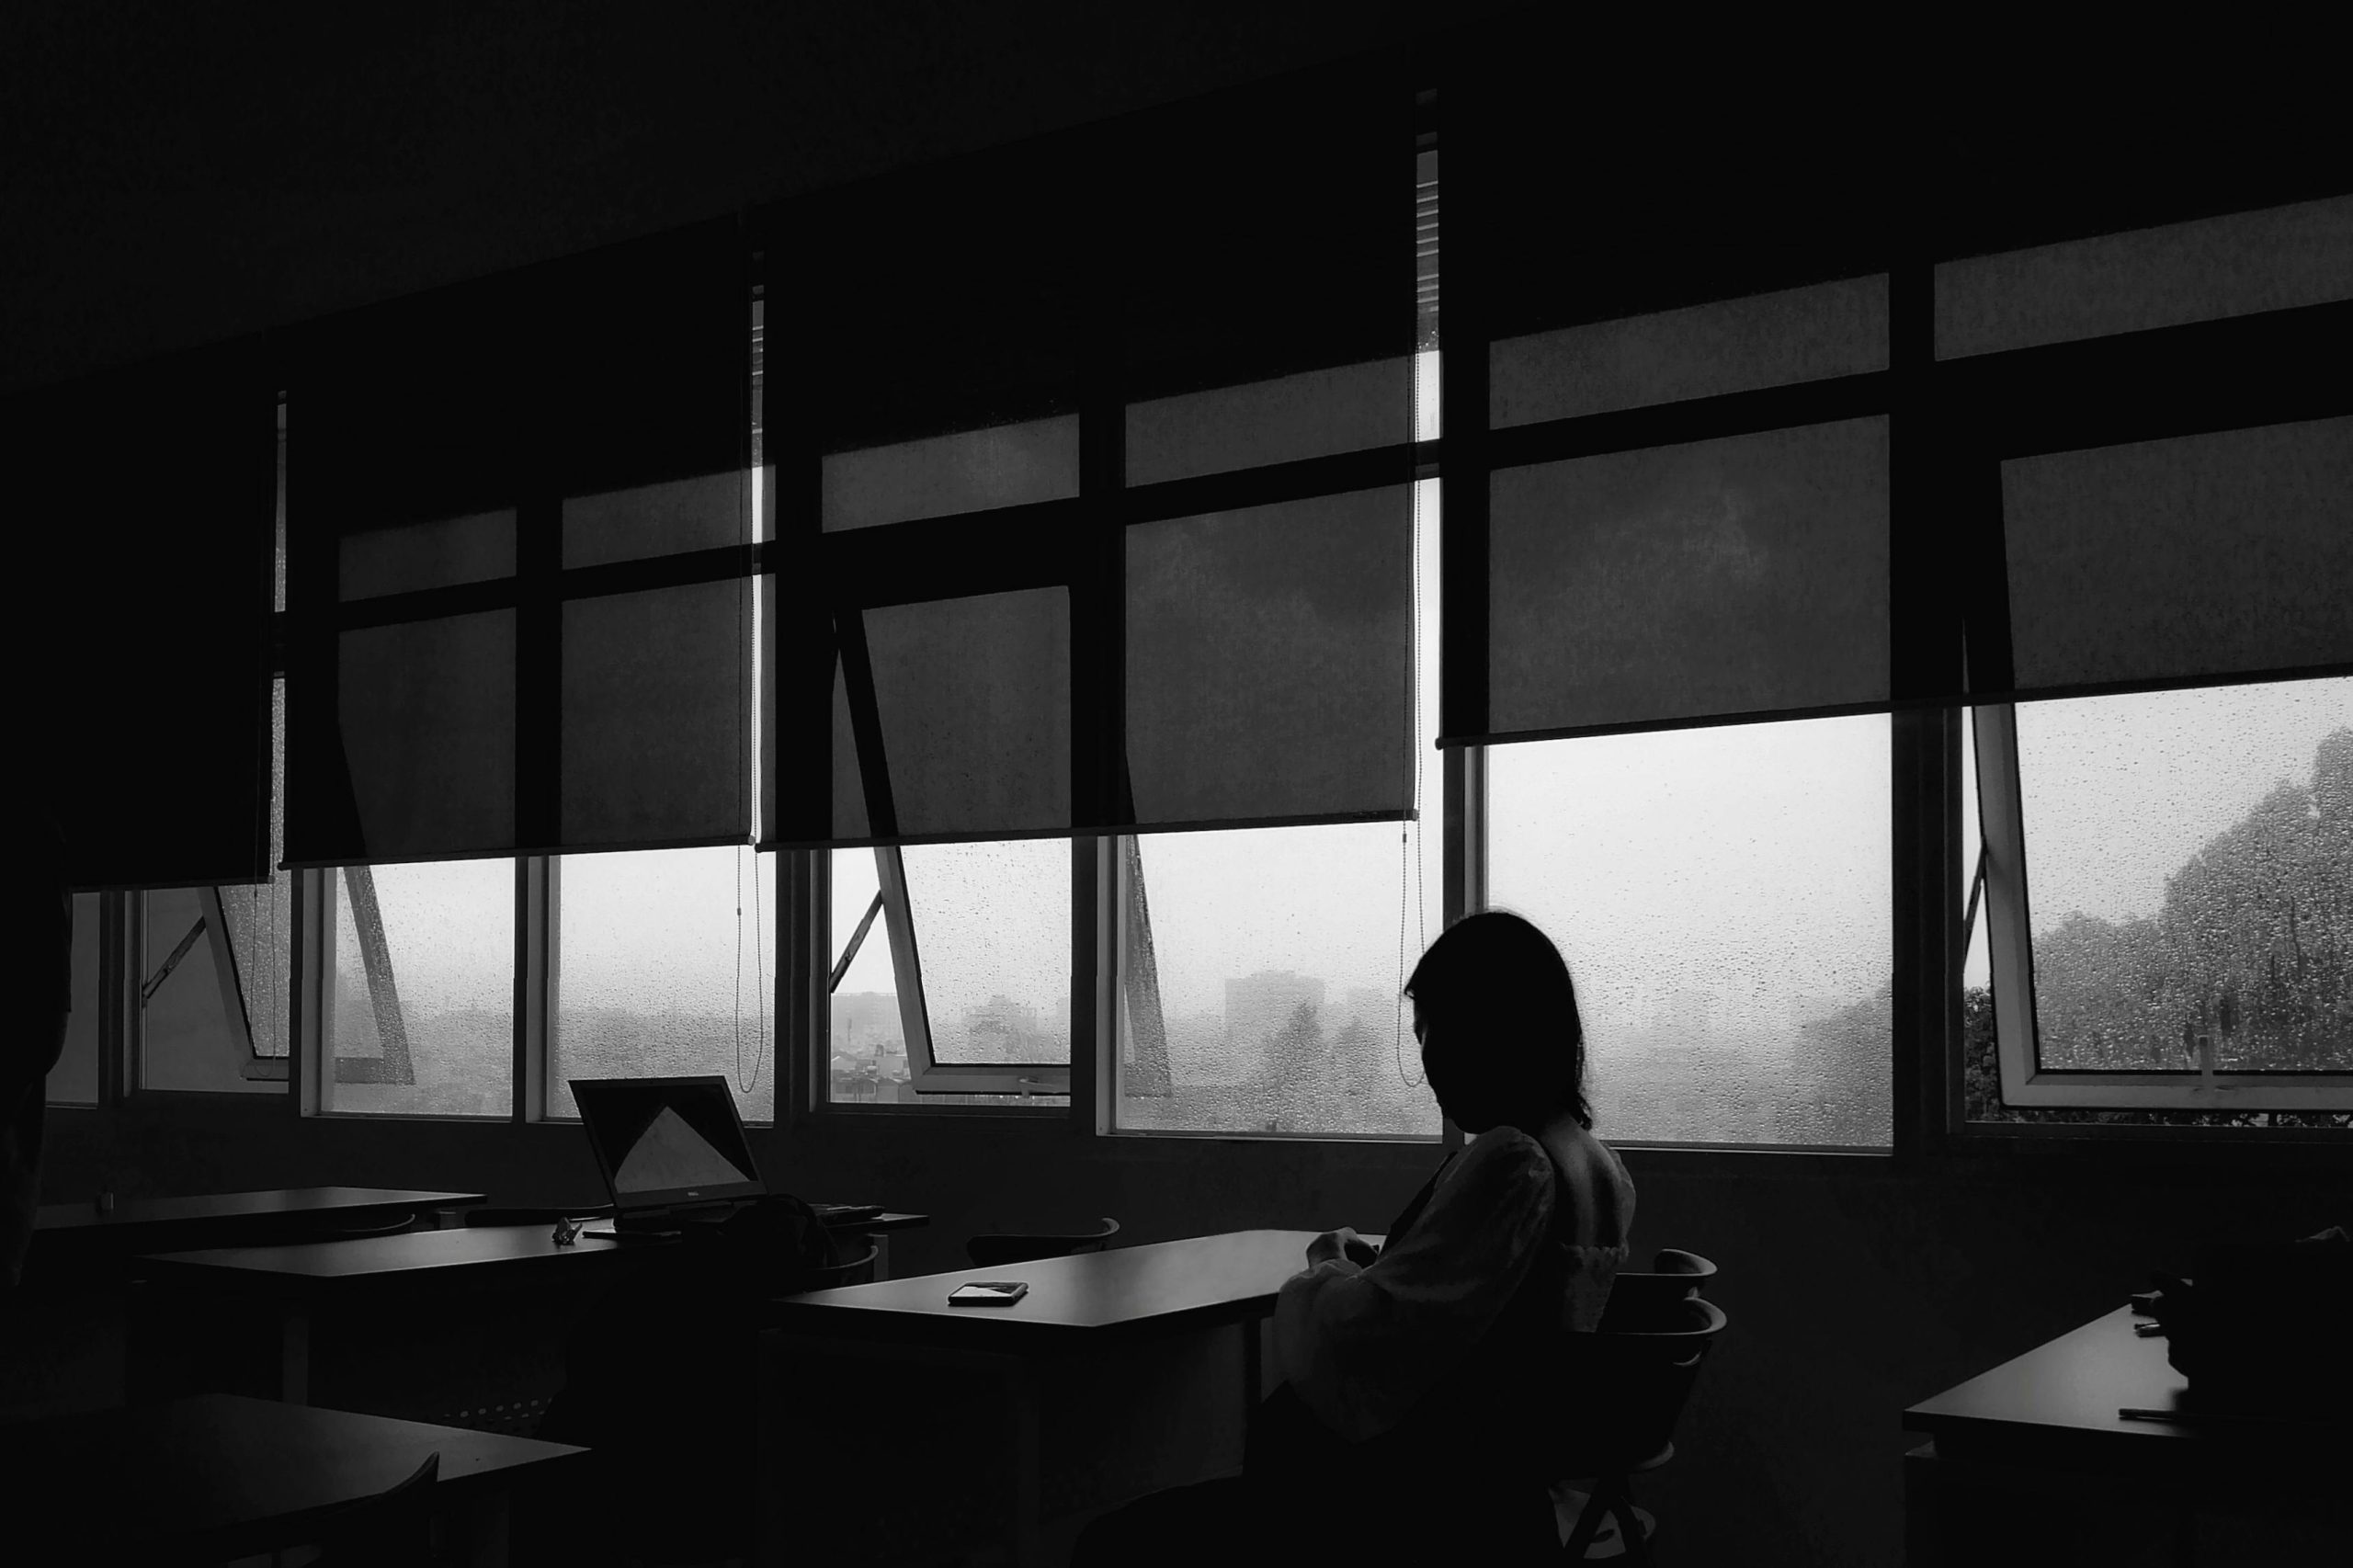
1306,1226,1372,1268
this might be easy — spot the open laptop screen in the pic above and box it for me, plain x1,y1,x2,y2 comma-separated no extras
571,1076,767,1211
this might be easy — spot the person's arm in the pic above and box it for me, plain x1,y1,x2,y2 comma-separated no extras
1272,1129,1556,1442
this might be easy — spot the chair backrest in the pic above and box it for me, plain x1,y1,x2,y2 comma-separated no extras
306,1450,439,1568
789,1243,881,1293
1596,1247,1718,1333
1540,1296,1728,1476
964,1216,1120,1268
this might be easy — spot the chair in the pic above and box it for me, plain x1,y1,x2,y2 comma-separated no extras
964,1217,1120,1268
784,1243,881,1293
1596,1247,1717,1334
302,1450,439,1567
1546,1295,1728,1563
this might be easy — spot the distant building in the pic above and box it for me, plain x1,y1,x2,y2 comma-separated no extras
831,990,903,1057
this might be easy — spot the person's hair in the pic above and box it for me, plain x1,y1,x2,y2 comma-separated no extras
1404,910,1590,1132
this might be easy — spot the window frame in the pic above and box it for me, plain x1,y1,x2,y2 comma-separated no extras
1972,700,2353,1116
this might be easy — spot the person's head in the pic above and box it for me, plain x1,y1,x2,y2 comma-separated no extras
1404,910,1590,1134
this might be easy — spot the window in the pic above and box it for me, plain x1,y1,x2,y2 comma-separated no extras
826,841,1073,1106
140,680,292,1093
551,846,777,1121
1113,481,1443,1139
1487,715,1894,1148
317,859,514,1117
1972,677,2352,1120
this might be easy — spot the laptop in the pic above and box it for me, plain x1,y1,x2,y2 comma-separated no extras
571,1075,771,1233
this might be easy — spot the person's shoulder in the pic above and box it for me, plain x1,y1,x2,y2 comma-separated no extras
1449,1125,1559,1193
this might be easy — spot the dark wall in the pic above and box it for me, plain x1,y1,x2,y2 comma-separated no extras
1,0,1510,395
35,1097,2350,1567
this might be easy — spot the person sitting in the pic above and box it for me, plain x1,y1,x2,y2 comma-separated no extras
1074,909,1635,1564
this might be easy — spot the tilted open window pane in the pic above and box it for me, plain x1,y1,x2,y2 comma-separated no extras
828,848,906,1104
323,860,512,1116
1487,714,1893,1147
903,838,1070,1073
1999,680,2351,1089
551,846,776,1122
824,840,1072,1106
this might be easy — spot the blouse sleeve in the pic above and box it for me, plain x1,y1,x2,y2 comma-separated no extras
1273,1127,1557,1443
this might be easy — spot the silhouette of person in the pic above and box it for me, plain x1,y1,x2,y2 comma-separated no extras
1074,911,1636,1564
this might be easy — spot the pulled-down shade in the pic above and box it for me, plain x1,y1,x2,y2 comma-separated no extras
764,484,1417,849
15,347,276,889
1481,419,1891,744
2001,416,2353,699
286,221,751,867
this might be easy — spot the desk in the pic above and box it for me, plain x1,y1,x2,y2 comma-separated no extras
31,1187,484,1270
137,1216,931,1415
0,1392,585,1566
1903,1305,2350,1566
759,1229,1334,1567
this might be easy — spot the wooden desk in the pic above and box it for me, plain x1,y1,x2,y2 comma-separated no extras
759,1229,1331,1567
0,1392,585,1566
1902,1305,2350,1566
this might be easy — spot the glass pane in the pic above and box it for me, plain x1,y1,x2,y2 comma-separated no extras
904,838,1070,1070
142,886,276,1095
2016,678,2351,1074
821,416,1079,531
1491,275,1887,428
324,860,513,1116
551,846,777,1122
1936,195,2353,360
1487,714,1893,1146
49,893,101,1106
828,849,908,1104
216,678,293,1061
1119,479,1442,1138
1961,712,1989,993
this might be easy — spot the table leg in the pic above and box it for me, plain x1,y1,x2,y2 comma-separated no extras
278,1304,311,1405
1005,1359,1042,1567
446,1487,513,1568
1242,1317,1263,1422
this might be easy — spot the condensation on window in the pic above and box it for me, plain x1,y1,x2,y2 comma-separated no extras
2017,678,2352,1074
325,858,513,1116
551,846,776,1122
901,837,1070,1070
1488,714,1895,1147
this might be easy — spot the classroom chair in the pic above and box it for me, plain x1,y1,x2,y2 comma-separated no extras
1548,1295,1729,1562
1597,1247,1717,1333
964,1216,1121,1267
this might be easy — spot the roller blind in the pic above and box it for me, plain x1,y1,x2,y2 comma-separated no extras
765,61,1418,846
286,220,750,866
14,347,275,889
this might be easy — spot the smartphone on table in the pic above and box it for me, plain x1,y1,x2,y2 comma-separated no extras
949,1280,1030,1306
